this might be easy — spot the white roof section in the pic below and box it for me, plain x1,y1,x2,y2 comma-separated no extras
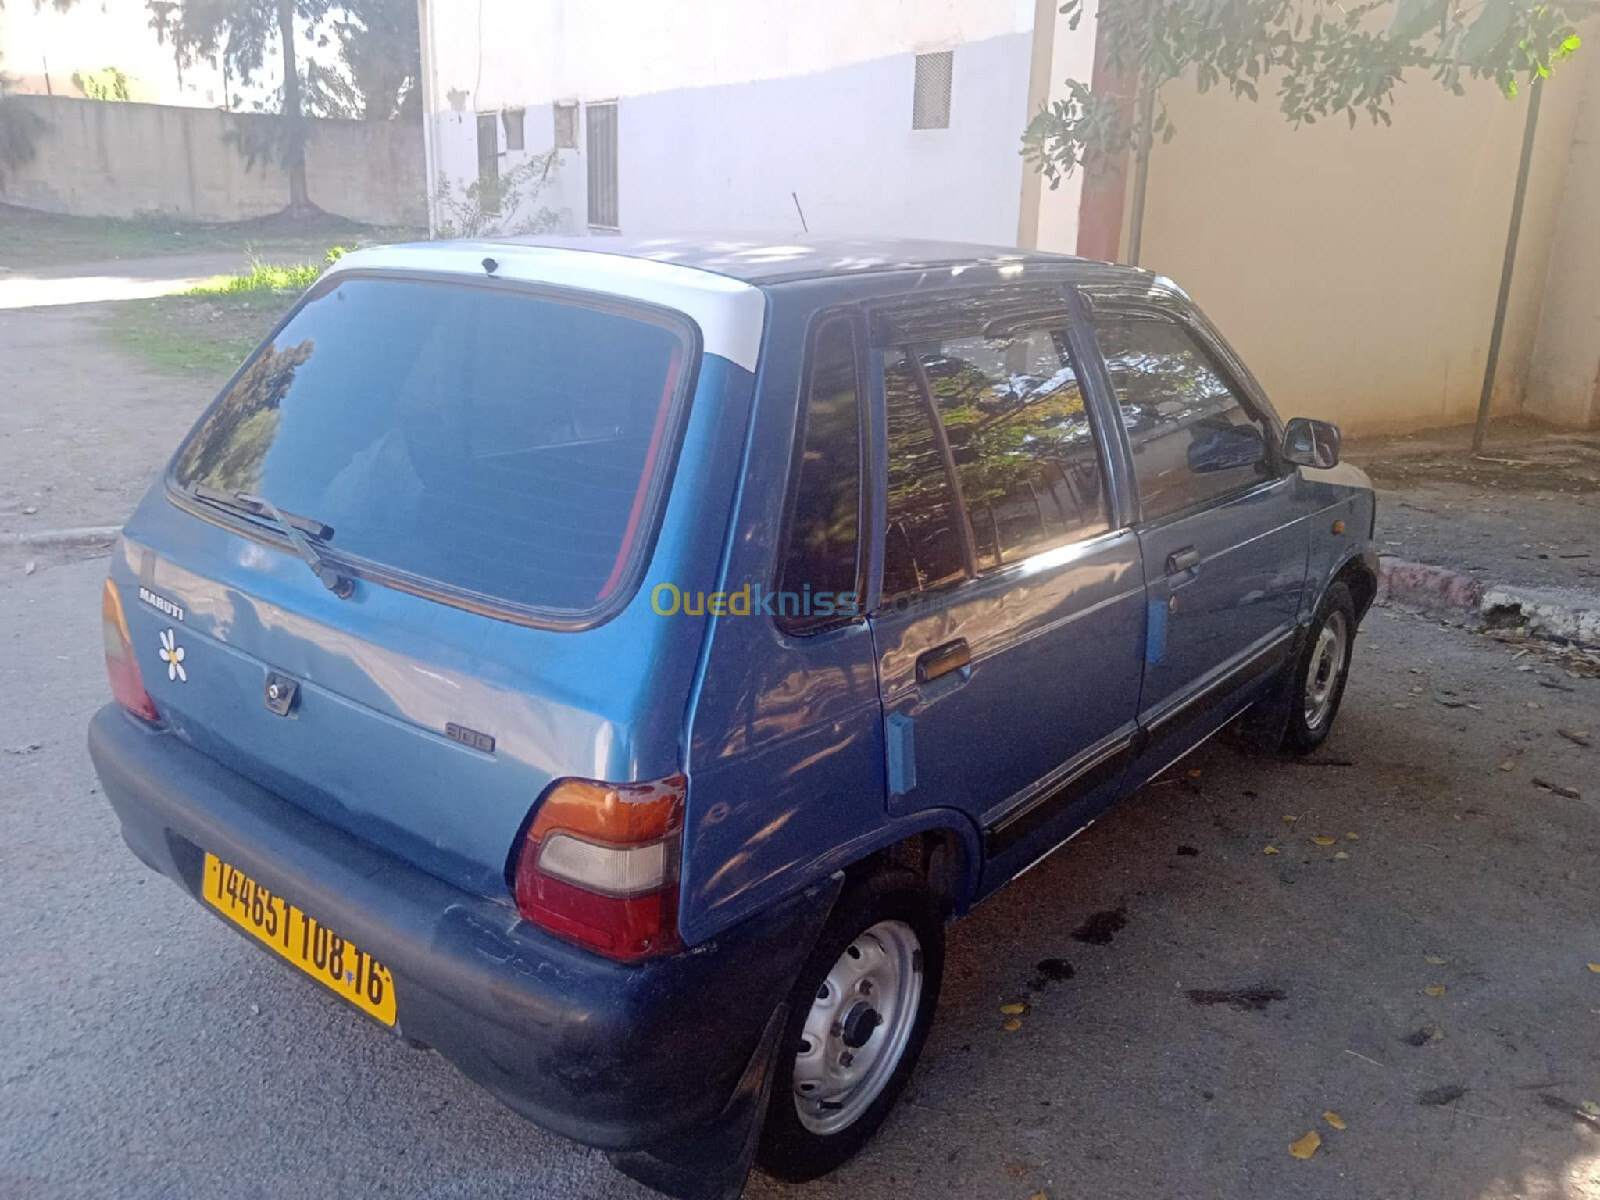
327,241,768,372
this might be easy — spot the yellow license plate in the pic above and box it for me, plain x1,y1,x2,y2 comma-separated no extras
203,853,397,1026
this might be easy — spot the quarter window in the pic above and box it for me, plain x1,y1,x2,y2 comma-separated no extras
1095,313,1273,521
777,317,863,632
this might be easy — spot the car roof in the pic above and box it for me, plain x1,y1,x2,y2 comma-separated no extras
327,236,1156,372
361,234,1119,286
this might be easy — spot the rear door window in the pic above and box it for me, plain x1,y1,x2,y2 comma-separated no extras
171,275,693,619
906,325,1107,569
881,352,971,603
876,290,1110,601
1093,312,1274,521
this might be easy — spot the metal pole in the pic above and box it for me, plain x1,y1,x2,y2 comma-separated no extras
1126,86,1156,266
1472,75,1544,454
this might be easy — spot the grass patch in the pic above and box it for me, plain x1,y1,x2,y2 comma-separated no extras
106,291,298,380
0,204,420,271
187,257,329,296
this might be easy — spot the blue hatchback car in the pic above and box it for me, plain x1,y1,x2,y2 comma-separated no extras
89,237,1377,1198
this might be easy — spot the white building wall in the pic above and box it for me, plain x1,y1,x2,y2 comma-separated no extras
420,0,1068,246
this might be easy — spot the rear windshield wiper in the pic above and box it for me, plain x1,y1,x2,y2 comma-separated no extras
189,484,354,598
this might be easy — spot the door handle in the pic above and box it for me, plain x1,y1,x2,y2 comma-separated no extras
916,638,971,685
1166,547,1202,575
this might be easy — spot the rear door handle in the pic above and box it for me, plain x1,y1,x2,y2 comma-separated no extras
1166,547,1202,575
916,638,971,685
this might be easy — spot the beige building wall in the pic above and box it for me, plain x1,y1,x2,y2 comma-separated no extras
1526,56,1600,429
1111,52,1595,435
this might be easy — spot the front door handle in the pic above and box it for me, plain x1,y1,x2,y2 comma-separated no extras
916,638,971,685
1167,547,1202,575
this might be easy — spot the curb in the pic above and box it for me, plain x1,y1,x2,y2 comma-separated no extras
6,525,120,549
1378,555,1600,649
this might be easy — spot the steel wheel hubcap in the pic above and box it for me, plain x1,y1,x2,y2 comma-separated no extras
1304,611,1349,729
792,919,923,1136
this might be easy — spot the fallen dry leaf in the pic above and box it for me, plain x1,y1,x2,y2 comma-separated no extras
1424,985,1447,997
1282,814,1300,823
1587,964,1600,974
1264,845,1280,855
1498,759,1516,772
1425,955,1450,965
1288,1130,1322,1159
1311,836,1337,847
1003,1018,1023,1032
1000,1002,1027,1015
1345,832,1359,840
1029,1193,1048,1200
1333,851,1350,861
1323,1110,1347,1130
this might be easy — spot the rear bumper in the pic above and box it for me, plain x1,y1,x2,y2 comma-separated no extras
87,703,837,1157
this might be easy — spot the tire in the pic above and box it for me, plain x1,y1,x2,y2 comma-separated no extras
1279,580,1356,754
756,869,945,1183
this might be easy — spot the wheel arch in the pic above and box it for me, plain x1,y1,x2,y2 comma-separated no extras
1329,550,1378,621
842,821,979,919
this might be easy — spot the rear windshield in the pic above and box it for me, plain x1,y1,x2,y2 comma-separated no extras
171,275,692,619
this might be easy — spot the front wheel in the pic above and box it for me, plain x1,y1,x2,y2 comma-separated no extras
1279,581,1356,754
756,869,945,1183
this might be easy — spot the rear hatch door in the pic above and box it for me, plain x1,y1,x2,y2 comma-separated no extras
117,269,707,898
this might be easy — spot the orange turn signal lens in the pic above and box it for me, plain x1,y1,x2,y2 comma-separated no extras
527,775,686,845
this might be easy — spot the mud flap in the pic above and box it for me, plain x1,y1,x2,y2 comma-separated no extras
607,1002,788,1200
1236,622,1309,751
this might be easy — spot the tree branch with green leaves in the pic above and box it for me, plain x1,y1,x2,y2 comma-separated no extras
1023,0,1593,188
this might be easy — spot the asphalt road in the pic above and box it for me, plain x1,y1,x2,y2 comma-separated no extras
3,260,1599,1200
4,544,1599,1200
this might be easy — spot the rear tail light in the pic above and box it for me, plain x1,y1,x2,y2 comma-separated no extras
102,578,159,722
510,774,686,961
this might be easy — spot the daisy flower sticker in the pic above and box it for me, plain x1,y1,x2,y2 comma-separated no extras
159,628,187,683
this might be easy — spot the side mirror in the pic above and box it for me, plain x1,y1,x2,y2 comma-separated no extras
1282,417,1341,469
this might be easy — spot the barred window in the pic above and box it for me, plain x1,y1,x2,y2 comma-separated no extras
913,51,953,130
586,102,619,229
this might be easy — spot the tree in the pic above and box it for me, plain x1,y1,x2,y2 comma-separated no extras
304,0,420,120
1022,0,1593,262
72,67,136,101
0,1,76,186
147,0,334,215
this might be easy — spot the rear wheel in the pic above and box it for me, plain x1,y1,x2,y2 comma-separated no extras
1279,581,1356,754
756,869,944,1183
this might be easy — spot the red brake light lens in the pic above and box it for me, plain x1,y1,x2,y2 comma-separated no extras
511,774,686,961
102,579,159,722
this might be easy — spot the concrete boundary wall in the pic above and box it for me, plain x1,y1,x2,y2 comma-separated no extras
0,95,426,227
